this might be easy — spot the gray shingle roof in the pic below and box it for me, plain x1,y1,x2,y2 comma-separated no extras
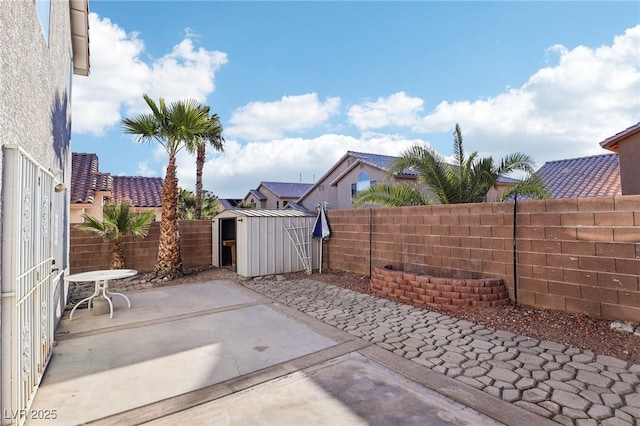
260,181,313,198
348,151,417,176
536,153,621,198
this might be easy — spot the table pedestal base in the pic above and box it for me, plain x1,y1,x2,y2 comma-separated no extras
69,279,131,320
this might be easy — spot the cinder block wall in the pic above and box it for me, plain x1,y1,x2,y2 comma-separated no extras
69,220,213,274
325,195,640,322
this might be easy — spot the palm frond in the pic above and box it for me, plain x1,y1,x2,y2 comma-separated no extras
352,183,430,207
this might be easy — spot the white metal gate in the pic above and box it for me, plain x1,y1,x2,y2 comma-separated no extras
2,146,56,425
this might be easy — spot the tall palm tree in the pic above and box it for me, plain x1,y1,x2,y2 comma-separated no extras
122,95,215,278
76,200,155,269
353,123,548,207
187,109,224,219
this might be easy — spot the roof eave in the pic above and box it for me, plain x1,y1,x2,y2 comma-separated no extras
600,122,640,153
70,0,90,76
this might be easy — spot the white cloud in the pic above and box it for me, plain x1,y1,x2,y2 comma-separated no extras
347,92,424,130
412,25,640,164
136,161,157,177
72,13,227,136
172,134,426,199
225,93,341,140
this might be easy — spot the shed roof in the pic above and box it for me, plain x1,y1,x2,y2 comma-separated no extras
214,209,314,219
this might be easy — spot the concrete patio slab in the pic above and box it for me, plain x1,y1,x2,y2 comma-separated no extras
27,279,555,426
29,284,335,425
147,352,504,426
58,280,255,335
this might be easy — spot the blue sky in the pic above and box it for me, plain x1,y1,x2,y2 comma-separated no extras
72,1,640,199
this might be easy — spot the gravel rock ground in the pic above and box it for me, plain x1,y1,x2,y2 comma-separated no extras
108,266,640,366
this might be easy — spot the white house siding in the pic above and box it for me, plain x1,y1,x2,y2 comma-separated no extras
0,2,77,423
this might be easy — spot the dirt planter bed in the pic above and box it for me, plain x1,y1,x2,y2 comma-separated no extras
371,265,509,310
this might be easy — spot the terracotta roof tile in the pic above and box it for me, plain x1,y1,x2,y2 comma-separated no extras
71,153,163,207
71,153,112,204
536,153,621,198
112,176,163,207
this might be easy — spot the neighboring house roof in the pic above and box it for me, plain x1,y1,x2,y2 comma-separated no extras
248,189,267,201
297,150,417,202
348,151,417,176
260,181,313,198
218,199,242,209
600,122,640,152
71,153,112,204
71,152,163,207
284,202,310,212
536,153,621,198
497,176,519,184
112,176,163,207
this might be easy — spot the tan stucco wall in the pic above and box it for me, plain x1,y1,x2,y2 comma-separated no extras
617,133,640,196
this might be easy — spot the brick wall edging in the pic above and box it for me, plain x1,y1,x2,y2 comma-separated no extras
371,265,509,310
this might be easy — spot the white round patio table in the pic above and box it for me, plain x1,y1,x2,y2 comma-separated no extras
65,269,137,320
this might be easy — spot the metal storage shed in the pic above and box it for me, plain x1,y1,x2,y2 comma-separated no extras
212,209,319,278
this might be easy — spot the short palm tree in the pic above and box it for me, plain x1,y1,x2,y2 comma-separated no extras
187,110,224,219
353,123,548,206
122,94,216,278
76,200,155,269
178,188,197,220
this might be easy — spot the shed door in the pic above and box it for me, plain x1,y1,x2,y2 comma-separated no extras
1,146,56,425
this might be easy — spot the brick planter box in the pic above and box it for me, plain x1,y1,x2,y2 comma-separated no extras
371,265,509,310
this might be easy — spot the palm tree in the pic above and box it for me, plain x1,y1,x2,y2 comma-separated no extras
122,95,215,278
187,110,224,219
178,188,221,219
76,201,155,269
352,182,431,207
235,200,256,209
178,188,197,220
353,123,548,206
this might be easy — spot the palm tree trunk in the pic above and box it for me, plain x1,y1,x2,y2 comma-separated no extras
195,144,205,219
155,154,183,278
111,240,126,269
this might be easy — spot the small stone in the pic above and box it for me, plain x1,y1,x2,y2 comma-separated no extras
611,381,634,396
596,354,629,369
601,393,624,409
487,367,520,384
562,407,589,419
550,369,576,382
522,388,549,403
551,389,591,411
502,388,521,402
515,377,536,390
610,321,634,333
552,414,575,426
576,370,613,388
587,404,614,420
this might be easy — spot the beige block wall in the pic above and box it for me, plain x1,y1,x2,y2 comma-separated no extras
69,220,213,273
324,195,640,322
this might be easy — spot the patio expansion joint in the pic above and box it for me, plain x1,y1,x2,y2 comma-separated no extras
85,338,371,426
55,301,264,341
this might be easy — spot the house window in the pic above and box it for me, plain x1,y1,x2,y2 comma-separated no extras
276,201,280,209
352,172,376,197
283,201,289,208
35,0,51,44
